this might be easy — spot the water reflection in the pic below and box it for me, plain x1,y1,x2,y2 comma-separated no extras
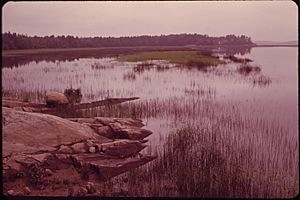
2,46,252,68
214,45,252,55
96,97,298,198
1,46,298,198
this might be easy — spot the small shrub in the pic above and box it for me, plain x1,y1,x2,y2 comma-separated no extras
237,64,261,75
64,88,82,104
224,55,252,63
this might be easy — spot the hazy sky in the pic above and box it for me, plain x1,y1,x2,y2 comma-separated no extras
2,1,298,41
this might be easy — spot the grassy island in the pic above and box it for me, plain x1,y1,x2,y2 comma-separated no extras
117,51,224,68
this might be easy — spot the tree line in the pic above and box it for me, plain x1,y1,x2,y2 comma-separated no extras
2,32,254,50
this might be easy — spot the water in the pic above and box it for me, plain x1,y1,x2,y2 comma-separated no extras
2,47,298,198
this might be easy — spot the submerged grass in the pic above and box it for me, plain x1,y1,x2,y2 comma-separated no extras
117,51,224,68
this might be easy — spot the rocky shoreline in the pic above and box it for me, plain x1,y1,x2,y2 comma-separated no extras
2,97,155,196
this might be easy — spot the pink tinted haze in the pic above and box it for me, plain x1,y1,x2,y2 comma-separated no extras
2,1,298,41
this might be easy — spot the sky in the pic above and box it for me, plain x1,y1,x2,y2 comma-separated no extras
2,1,298,41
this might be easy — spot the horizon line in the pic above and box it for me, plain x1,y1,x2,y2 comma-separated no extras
3,31,297,42
2,31,253,38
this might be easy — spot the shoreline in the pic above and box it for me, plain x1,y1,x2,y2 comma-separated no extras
2,44,297,57
2,45,255,57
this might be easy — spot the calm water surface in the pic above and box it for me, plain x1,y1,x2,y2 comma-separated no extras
2,47,298,197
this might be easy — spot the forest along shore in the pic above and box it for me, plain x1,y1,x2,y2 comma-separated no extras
2,93,156,196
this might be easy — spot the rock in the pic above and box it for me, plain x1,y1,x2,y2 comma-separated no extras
2,107,100,156
15,191,24,196
127,128,152,140
2,100,24,108
45,169,54,176
14,107,24,111
29,153,52,163
68,117,152,140
115,118,144,127
95,117,116,125
68,118,97,124
7,190,14,196
71,142,87,153
140,139,149,143
57,145,73,154
101,139,146,158
88,147,96,153
22,107,34,112
112,189,129,196
94,126,115,138
77,187,88,197
45,92,69,107
85,140,94,147
86,182,96,194
73,154,156,180
2,107,156,194
23,186,31,195
63,179,70,185
122,177,129,183
3,97,139,115
109,122,152,140
68,187,74,196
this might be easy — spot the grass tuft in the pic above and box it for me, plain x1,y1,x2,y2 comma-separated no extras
237,64,261,75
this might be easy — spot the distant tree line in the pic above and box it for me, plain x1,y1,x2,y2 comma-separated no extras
2,32,254,50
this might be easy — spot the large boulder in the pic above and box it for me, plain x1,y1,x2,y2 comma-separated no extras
2,107,155,196
100,139,147,158
45,92,69,107
2,107,101,156
68,117,152,140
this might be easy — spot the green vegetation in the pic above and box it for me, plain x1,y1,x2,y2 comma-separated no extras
237,64,261,75
3,32,254,50
117,51,224,68
84,97,297,198
64,88,83,104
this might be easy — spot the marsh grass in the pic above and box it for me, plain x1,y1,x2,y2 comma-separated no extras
252,75,272,87
237,64,261,75
133,63,154,73
93,97,298,198
123,72,136,81
2,80,297,198
91,62,110,70
2,89,46,103
117,51,224,68
64,88,83,103
224,55,253,63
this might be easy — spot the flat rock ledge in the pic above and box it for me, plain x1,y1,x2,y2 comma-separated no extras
2,107,156,196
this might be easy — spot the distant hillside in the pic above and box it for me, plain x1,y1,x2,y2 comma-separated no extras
2,32,254,50
254,40,298,46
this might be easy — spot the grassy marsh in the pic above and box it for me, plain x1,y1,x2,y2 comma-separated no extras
88,97,298,198
1,47,298,198
117,51,224,68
